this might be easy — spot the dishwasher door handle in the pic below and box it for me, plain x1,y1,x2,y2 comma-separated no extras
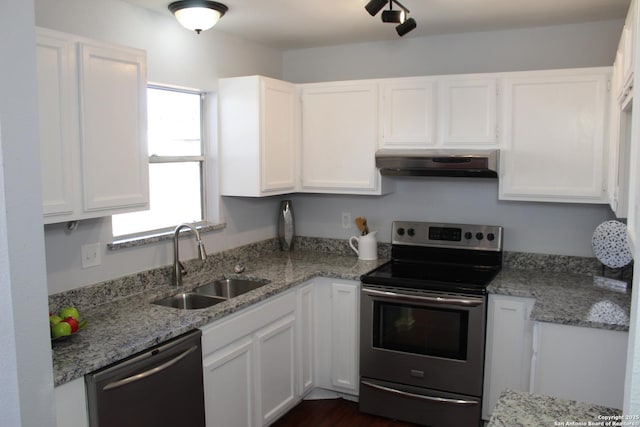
103,345,198,391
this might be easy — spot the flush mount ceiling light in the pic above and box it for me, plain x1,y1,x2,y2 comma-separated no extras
365,0,416,37
168,0,228,34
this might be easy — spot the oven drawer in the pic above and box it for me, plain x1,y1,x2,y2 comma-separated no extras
359,377,482,427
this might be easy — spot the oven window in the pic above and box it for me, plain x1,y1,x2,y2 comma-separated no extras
373,301,468,360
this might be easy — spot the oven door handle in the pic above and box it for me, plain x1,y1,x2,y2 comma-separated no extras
361,380,479,406
362,288,483,307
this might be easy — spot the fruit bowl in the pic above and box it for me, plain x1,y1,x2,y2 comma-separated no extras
51,319,87,342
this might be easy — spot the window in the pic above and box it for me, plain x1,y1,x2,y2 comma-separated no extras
112,86,206,238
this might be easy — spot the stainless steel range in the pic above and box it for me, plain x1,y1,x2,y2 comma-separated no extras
359,221,503,427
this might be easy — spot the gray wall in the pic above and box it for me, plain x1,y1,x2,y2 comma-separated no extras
283,19,623,83
282,19,622,257
38,0,622,293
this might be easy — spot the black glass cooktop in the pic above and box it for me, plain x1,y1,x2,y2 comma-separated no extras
361,259,501,295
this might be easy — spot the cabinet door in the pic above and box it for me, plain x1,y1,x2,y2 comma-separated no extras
330,281,359,393
78,42,149,212
531,322,628,409
260,78,298,193
202,337,254,427
622,0,635,88
482,295,534,420
297,282,315,396
380,78,436,148
439,78,497,146
55,377,89,427
499,71,608,203
301,82,380,194
36,33,77,218
255,314,297,426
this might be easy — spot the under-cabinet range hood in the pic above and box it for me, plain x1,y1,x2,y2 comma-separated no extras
375,149,499,178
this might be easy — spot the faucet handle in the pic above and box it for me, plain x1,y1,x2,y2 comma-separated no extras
234,262,246,274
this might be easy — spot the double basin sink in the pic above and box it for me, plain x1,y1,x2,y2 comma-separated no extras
153,277,270,310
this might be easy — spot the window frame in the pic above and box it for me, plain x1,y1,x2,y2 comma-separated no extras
111,84,211,242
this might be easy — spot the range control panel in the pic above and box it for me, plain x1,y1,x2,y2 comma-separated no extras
392,221,503,251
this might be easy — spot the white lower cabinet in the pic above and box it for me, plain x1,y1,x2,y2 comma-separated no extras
203,337,255,427
201,290,299,427
482,295,535,420
297,282,315,396
314,278,360,396
55,377,89,427
530,322,628,409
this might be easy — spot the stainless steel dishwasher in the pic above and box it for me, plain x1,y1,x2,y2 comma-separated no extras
85,329,205,427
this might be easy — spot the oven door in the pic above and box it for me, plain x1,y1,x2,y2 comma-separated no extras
360,285,486,397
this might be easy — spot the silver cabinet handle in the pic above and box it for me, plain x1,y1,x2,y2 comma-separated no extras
361,380,479,406
103,345,198,391
362,287,483,307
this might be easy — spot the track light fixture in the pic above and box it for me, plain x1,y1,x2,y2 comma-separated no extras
365,0,416,37
168,0,228,34
396,17,417,36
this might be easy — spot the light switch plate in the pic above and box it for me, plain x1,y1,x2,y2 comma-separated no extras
81,243,101,268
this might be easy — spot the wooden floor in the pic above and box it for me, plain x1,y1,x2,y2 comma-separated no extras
271,398,421,427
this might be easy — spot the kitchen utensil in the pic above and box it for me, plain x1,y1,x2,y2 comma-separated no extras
355,217,369,235
592,220,633,268
349,230,378,260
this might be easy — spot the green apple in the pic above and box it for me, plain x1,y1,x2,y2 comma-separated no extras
49,315,62,327
51,321,72,338
59,307,80,321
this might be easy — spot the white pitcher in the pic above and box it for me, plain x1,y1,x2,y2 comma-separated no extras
349,231,378,261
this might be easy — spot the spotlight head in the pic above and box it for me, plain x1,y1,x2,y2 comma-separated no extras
381,9,405,23
396,17,417,36
365,0,388,16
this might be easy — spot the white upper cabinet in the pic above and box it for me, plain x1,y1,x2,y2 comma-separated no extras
380,78,436,148
438,77,497,146
609,0,636,219
301,81,391,195
378,75,498,149
36,28,149,224
621,0,636,91
499,68,610,203
219,76,298,197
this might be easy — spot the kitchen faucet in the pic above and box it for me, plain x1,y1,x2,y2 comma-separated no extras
173,223,208,287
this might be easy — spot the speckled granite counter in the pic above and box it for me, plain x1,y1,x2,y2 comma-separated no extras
51,249,384,387
488,389,625,427
488,269,632,331
50,241,632,387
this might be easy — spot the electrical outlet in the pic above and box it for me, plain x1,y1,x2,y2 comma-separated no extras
81,243,101,269
341,212,352,229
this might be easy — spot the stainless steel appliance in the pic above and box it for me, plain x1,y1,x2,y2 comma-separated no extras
375,149,499,177
85,329,205,427
359,221,503,427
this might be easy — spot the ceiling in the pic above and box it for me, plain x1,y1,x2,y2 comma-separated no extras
124,0,631,50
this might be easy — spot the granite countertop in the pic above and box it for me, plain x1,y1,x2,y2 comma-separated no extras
51,250,384,387
50,242,633,388
488,269,632,331
488,389,625,427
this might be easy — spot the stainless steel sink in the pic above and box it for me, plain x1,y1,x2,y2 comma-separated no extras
153,292,227,310
193,278,270,299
